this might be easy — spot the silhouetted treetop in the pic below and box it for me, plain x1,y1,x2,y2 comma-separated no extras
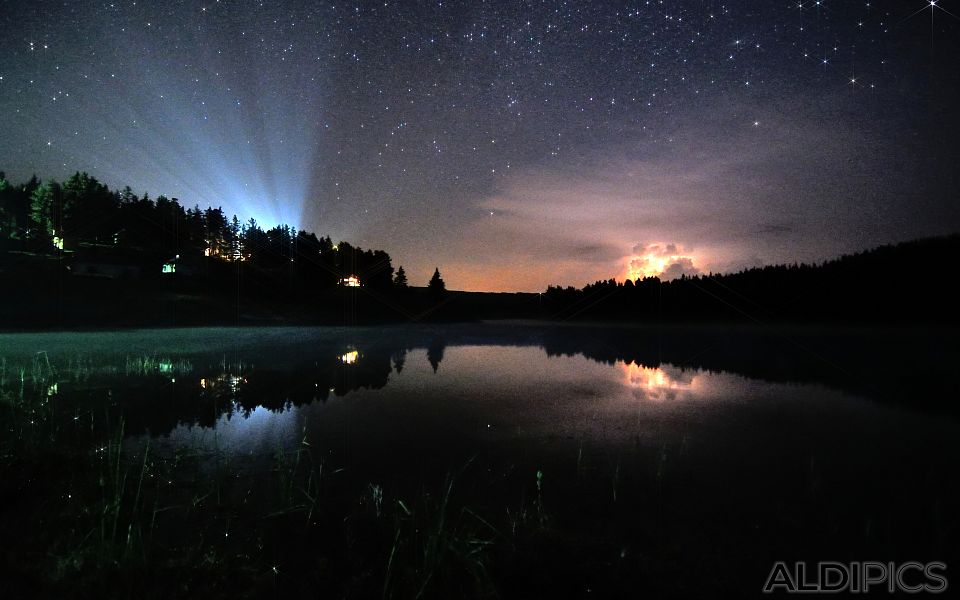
428,267,446,292
394,265,408,288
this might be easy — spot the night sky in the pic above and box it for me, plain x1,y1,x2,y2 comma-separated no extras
2,1,959,291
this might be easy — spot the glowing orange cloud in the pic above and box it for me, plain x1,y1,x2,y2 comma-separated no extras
623,242,700,281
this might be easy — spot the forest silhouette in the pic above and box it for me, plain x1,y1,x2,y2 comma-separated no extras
2,170,958,328
542,235,960,324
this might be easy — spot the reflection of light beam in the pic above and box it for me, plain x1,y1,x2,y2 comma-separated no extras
619,361,697,401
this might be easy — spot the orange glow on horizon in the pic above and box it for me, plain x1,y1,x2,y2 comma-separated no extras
442,260,597,293
425,243,705,292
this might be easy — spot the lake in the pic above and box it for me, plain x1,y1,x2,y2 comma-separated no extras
1,323,957,598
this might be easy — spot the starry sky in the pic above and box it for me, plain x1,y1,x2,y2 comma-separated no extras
2,0,959,291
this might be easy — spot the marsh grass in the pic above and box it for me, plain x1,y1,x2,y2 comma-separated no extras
379,463,502,599
1,352,661,599
268,426,331,522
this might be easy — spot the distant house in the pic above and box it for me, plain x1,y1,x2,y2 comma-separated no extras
161,254,202,277
340,275,361,287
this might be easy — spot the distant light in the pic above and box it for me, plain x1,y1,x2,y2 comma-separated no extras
341,275,360,287
340,350,359,364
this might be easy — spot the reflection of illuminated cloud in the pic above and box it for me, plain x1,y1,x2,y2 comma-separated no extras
620,361,698,401
340,350,360,365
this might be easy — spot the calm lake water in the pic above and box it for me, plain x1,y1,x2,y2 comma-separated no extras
1,323,958,597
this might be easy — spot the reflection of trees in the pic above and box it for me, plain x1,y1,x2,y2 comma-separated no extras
539,325,959,412
392,349,407,373
228,347,395,415
52,323,959,439
427,338,446,373
77,343,397,437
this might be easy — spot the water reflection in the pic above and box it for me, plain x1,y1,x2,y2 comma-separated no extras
199,373,246,392
620,361,698,402
427,338,445,372
2,323,957,445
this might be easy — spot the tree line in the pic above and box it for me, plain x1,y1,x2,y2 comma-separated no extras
0,170,450,291
542,235,960,324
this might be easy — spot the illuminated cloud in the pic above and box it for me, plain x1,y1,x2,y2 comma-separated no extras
627,243,700,280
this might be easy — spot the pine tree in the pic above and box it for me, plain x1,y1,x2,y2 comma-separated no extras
428,267,445,295
394,265,408,288
29,183,55,242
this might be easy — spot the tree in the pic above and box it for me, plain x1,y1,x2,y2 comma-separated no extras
0,172,10,236
1,175,39,240
29,182,57,244
229,215,242,260
394,265,408,288
242,218,269,265
428,267,446,296
204,206,229,256
363,249,394,290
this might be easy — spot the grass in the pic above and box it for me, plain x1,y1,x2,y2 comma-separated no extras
0,353,568,598
378,462,502,599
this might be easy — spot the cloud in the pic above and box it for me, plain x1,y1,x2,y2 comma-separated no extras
628,243,699,280
433,95,928,291
661,258,700,280
632,242,688,258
